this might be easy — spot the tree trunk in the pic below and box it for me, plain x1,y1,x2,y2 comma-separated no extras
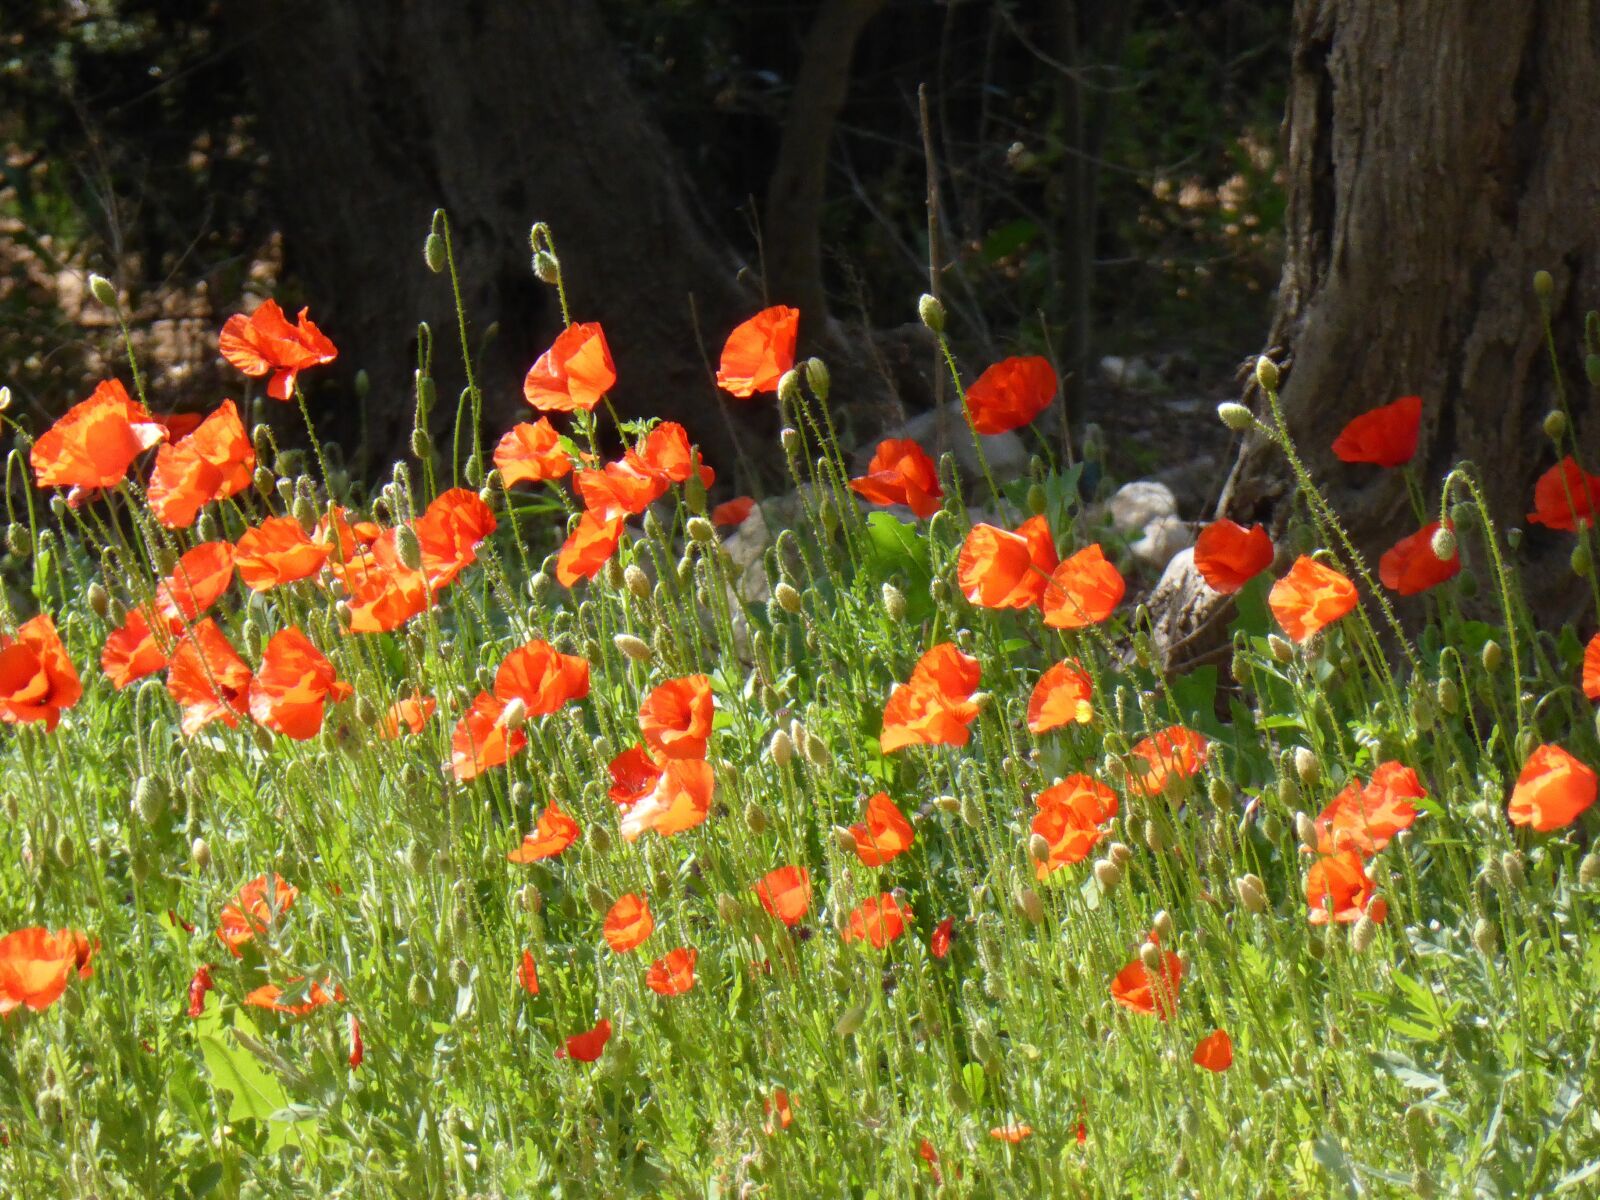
1155,0,1600,671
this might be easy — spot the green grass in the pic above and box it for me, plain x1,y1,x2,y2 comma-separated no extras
2,247,1600,1199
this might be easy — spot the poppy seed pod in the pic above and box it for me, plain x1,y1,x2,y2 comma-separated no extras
917,293,946,334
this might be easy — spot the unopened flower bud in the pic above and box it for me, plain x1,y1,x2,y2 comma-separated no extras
774,582,802,614
1235,874,1267,914
1294,747,1322,787
1534,269,1554,300
1430,525,1456,561
1027,833,1052,864
1544,410,1569,440
1351,914,1378,953
803,733,832,769
777,369,803,406
743,802,768,836
917,293,946,334
1294,810,1318,850
1471,916,1497,956
1436,676,1460,715
1152,909,1174,942
881,583,906,622
1254,356,1280,392
1573,540,1593,577
1094,858,1122,890
934,795,961,814
411,429,434,459
716,893,742,923
804,357,830,401
1139,941,1162,971
1217,402,1255,432
614,633,652,662
1268,634,1294,663
1143,817,1167,854
1501,850,1525,889
780,427,800,456
832,1003,867,1040
832,826,857,854
6,524,31,558
88,273,118,307
191,837,211,869
423,232,446,273
624,564,650,600
1580,852,1600,886
0,386,10,413
1014,883,1044,924
1480,640,1502,671
1587,355,1600,388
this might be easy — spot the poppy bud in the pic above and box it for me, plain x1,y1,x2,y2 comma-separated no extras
531,248,559,283
803,734,832,770
1235,873,1267,914
1265,634,1293,664
1471,916,1497,956
1587,356,1600,388
1143,817,1168,854
411,429,434,459
1501,850,1525,889
929,577,949,605
804,357,830,401
588,823,613,855
934,795,960,814
881,582,906,622
613,633,651,663
1572,540,1592,577
1429,525,1456,561
1580,852,1600,886
1094,858,1122,890
1436,676,1460,715
834,1004,867,1040
407,973,432,1007
1145,910,1172,944
584,883,610,914
1138,940,1163,972
0,386,9,413
1254,356,1280,392
53,833,74,869
1014,883,1044,925
191,837,211,869
777,369,803,406
424,231,446,273
765,730,794,768
1294,811,1318,851
959,794,984,828
1544,409,1569,440
779,427,801,458
1294,746,1322,787
6,523,31,559
516,883,543,914
917,293,946,334
1217,402,1255,432
1475,639,1502,673
774,582,803,614
1534,269,1554,299
1027,833,1052,865
1351,913,1378,953
88,273,118,307
716,893,742,923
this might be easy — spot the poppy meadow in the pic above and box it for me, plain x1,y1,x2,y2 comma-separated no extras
1,228,1599,1197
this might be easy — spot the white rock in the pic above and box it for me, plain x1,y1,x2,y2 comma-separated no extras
1131,514,1193,569
1107,481,1177,534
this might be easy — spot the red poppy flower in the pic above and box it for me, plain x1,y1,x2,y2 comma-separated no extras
315,506,382,560
378,691,436,738
762,1087,794,1134
645,946,698,996
1313,763,1423,856
347,1014,363,1069
1508,743,1597,832
930,916,954,959
1528,456,1600,531
155,541,236,622
518,950,540,995
0,928,95,1014
988,1124,1034,1144
1331,395,1421,467
334,536,430,634
247,626,352,739
30,379,166,496
235,516,332,592
507,804,582,863
1041,544,1125,628
495,640,591,716
628,422,714,489
153,410,204,440
219,299,338,401
1030,774,1118,877
1306,850,1384,925
1192,1029,1233,1072
556,1017,612,1062
964,355,1057,435
717,306,799,398
556,511,625,587
0,613,82,731
1026,659,1093,733
147,400,254,528
918,1139,943,1184
841,893,911,948
1584,633,1600,702
619,759,715,841
608,745,664,809
603,893,654,952
101,606,173,689
574,459,669,523
449,692,529,781
880,643,982,753
244,977,342,1016
494,418,573,486
524,322,615,413
1126,725,1209,797
850,439,943,519
1379,521,1460,595
711,496,755,527
166,619,252,735
217,874,298,956
1110,937,1183,1018
186,964,215,1018
754,866,812,926
1268,556,1358,642
1193,519,1273,593
639,674,713,760
958,516,1058,609
849,793,915,866
414,488,496,592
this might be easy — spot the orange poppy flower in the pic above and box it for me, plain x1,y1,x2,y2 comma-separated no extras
964,355,1057,435
849,793,915,866
494,418,573,486
629,422,715,489
711,496,756,527
166,619,252,735
146,400,254,528
507,804,582,863
1030,774,1118,877
841,893,911,948
1313,763,1422,856
153,410,204,440
155,541,237,622
1192,1029,1233,1072
988,1124,1034,1144
1192,519,1273,593
378,691,437,738
619,759,715,842
639,674,713,760
1126,725,1209,797
30,378,166,495
1331,395,1421,467
0,613,82,731
334,535,430,634
187,964,216,1018
217,873,298,956
556,511,626,587
1528,456,1600,531
608,745,664,809
1507,743,1597,832
1268,556,1358,642
645,946,698,997
1110,937,1183,1018
101,606,172,689
1041,544,1125,628
1306,850,1384,925
235,516,332,592
556,1017,612,1062
1586,633,1600,702
930,915,954,958
347,1014,363,1069
958,515,1058,609
762,1087,795,1134
753,866,812,926
717,306,800,398
244,977,342,1016
518,949,540,995
414,488,497,592
495,639,591,716
574,459,669,523
850,439,943,519
0,928,95,1014
247,626,352,740
1026,659,1093,733
603,893,654,953
449,692,529,781
1379,521,1459,595
219,299,338,401
314,506,381,560
880,643,982,753
524,322,615,413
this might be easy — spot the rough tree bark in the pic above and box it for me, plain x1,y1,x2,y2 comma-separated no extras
1155,0,1600,671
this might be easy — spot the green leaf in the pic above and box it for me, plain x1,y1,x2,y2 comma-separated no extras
1311,1134,1364,1198
196,1009,318,1153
